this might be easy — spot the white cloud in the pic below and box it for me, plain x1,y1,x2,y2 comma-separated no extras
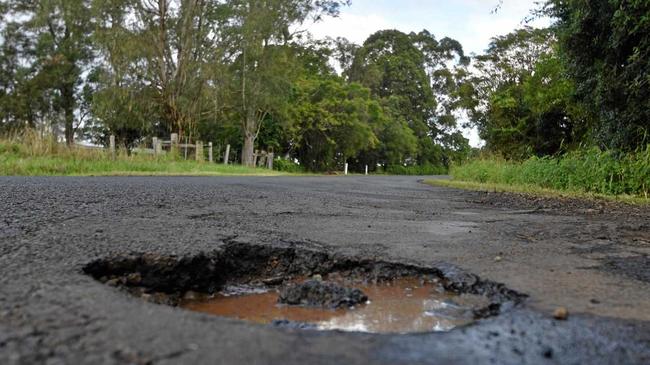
307,13,403,44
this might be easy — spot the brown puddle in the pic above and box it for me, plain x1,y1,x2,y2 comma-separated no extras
182,277,487,334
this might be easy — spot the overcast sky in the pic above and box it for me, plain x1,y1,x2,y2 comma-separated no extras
305,0,551,146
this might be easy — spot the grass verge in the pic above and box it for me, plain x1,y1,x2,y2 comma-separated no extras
0,135,287,176
424,179,649,205
0,155,288,176
430,147,650,204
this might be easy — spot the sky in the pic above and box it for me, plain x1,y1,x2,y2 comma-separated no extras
304,0,551,146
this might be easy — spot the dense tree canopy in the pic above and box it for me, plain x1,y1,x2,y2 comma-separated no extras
463,27,587,159
545,0,649,151
347,29,470,166
2,0,648,171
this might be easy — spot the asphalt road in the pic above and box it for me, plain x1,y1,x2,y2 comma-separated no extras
1,176,649,364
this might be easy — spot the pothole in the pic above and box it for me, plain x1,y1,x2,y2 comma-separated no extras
83,243,526,334
181,277,491,333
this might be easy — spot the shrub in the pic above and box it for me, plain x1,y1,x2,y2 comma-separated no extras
384,164,447,176
273,158,304,173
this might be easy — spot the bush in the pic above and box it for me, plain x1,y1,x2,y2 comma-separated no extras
451,146,650,197
273,158,304,173
384,164,447,176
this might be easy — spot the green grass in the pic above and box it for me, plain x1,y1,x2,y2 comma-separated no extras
425,179,649,205
382,164,447,176
429,146,650,204
0,137,287,176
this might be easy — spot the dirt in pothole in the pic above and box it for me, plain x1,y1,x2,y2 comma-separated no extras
181,277,488,333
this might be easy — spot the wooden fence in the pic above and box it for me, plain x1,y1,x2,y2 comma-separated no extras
104,133,273,169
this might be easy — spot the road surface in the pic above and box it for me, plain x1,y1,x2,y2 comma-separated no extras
1,176,649,364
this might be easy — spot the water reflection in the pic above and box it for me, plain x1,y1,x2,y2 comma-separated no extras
182,277,479,334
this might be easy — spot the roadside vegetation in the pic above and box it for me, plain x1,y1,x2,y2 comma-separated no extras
430,1,649,201
429,146,649,203
0,0,648,184
0,133,283,176
0,0,471,175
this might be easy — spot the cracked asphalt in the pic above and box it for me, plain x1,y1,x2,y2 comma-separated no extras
1,176,649,364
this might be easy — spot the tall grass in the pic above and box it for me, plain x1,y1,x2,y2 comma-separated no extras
451,147,650,198
0,130,283,176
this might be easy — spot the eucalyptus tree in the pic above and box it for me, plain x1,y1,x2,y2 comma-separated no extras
122,0,229,138
224,0,349,166
0,19,34,131
3,0,95,144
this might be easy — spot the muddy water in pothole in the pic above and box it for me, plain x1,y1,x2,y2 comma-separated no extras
182,278,483,334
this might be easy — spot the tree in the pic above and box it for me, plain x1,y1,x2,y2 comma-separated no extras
330,36,359,76
545,0,650,151
129,0,225,137
371,96,418,167
348,29,470,166
349,30,435,141
0,20,35,132
225,0,349,166
288,77,378,171
4,0,95,144
463,27,585,158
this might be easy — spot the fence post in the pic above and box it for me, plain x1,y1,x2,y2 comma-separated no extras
170,133,178,157
152,137,158,156
184,135,189,160
208,142,213,163
109,135,116,160
224,144,230,165
344,163,348,175
259,153,266,168
195,141,203,161
253,150,259,167
155,138,163,155
267,152,274,170
365,165,368,175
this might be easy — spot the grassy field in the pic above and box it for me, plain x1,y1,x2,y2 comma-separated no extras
0,135,285,176
427,147,649,204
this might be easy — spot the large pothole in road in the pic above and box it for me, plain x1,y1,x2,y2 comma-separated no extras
83,243,526,334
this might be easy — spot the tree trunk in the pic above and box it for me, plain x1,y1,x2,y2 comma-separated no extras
241,106,258,166
62,84,75,146
242,131,255,167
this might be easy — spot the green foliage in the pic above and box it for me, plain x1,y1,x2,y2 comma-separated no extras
348,29,470,166
383,164,447,176
1,0,95,144
225,0,350,166
288,77,378,171
546,0,650,151
452,147,650,197
0,141,20,154
464,27,587,159
0,1,472,173
349,30,435,138
273,158,303,173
